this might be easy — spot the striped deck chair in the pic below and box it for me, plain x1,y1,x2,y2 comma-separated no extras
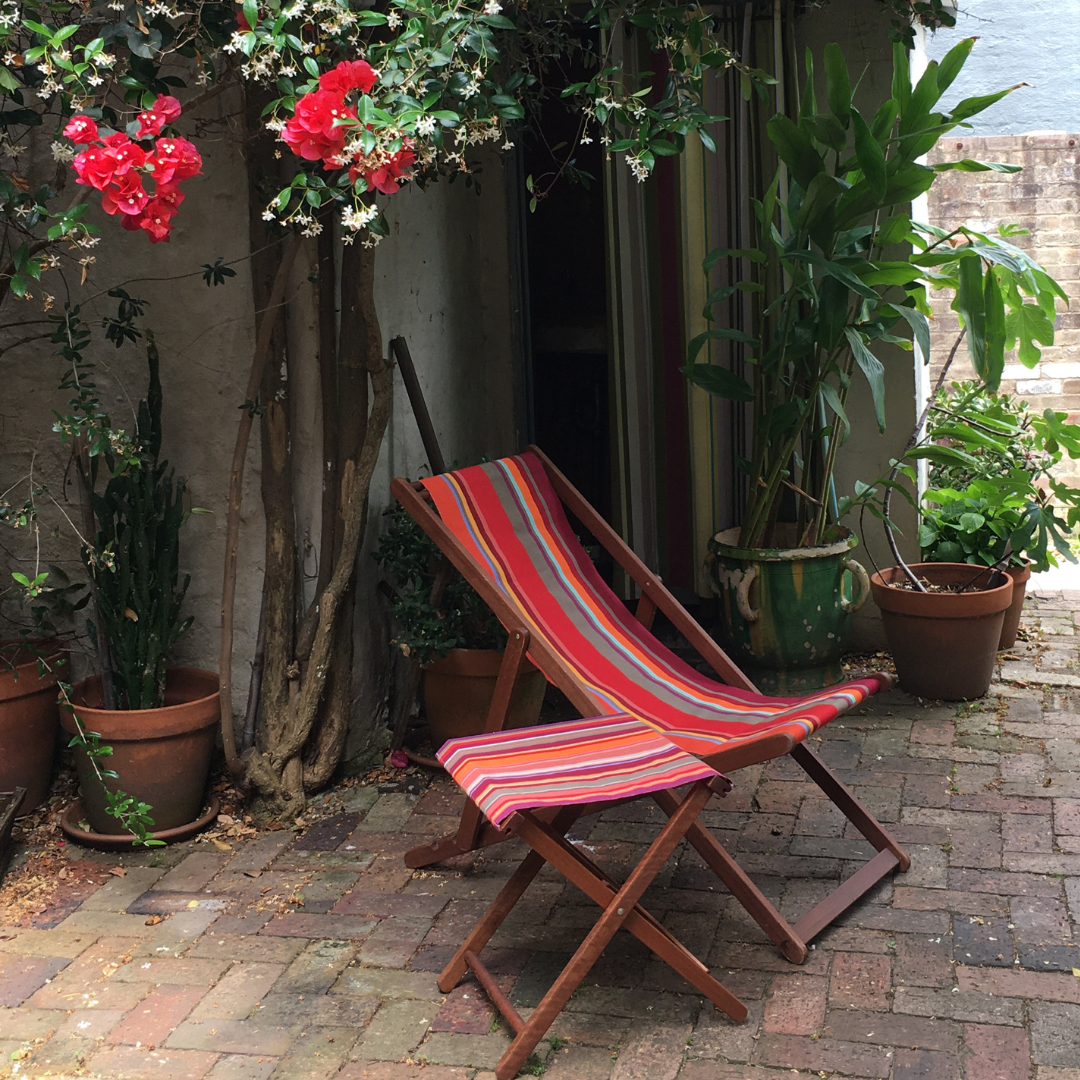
391,447,909,963
434,714,747,1080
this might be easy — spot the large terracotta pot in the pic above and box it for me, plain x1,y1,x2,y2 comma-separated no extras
705,525,870,693
871,563,1012,701
999,563,1031,650
423,648,546,749
61,668,219,835
0,644,65,813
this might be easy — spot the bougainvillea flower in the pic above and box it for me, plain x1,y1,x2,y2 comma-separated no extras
101,173,150,216
154,95,182,123
362,149,416,194
137,201,176,242
150,136,202,183
72,146,119,190
63,115,99,144
282,89,356,161
152,181,185,215
101,135,148,175
319,58,377,96
137,107,167,138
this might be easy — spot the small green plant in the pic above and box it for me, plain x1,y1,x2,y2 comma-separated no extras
548,1033,568,1053
374,503,505,665
518,1053,547,1077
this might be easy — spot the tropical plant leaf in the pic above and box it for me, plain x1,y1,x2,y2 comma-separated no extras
682,363,754,402
851,108,886,200
823,42,851,126
844,327,886,432
933,159,1022,173
766,113,824,190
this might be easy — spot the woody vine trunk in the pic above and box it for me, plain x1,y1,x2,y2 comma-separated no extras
216,88,393,818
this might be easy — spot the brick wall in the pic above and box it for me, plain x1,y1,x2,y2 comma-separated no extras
926,134,1080,483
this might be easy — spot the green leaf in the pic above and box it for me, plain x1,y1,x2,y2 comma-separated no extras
703,247,766,273
843,327,886,432
681,363,754,402
819,379,849,437
950,85,1024,123
805,114,847,152
303,56,320,79
765,113,824,190
909,445,981,469
686,328,759,362
983,269,1007,391
0,67,20,92
823,42,851,126
1006,303,1056,367
953,255,988,379
936,37,975,95
243,0,258,31
889,304,931,360
794,172,844,230
785,249,879,300
933,159,1023,173
851,108,886,201
891,40,910,112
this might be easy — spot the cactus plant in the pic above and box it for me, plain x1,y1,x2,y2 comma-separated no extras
84,333,192,710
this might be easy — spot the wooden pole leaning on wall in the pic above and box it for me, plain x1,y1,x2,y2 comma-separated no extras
387,336,451,752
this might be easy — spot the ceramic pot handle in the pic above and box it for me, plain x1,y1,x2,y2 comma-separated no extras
841,558,870,613
736,566,759,622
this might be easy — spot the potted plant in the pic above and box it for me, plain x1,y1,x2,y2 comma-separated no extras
919,381,1080,647
851,313,1071,701
7,305,220,843
688,39,1058,692
375,504,546,747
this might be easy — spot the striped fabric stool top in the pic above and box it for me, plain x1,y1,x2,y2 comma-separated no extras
437,714,719,829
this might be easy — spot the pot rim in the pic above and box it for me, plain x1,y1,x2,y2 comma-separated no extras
871,563,1013,617
60,667,220,741
709,525,858,562
426,647,540,678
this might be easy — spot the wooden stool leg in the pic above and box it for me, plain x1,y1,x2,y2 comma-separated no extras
494,782,726,1080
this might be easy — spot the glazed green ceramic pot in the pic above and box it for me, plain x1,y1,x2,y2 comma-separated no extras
705,525,869,694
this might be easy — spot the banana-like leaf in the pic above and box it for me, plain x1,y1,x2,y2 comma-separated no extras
851,108,886,200
682,363,754,401
933,159,1022,173
843,327,886,432
766,113,824,190
823,42,851,126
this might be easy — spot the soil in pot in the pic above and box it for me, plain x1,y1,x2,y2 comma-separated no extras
423,648,547,748
871,563,1012,701
0,645,65,813
61,668,220,835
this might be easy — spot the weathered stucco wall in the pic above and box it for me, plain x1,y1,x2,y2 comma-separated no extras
0,93,517,759
925,0,1080,136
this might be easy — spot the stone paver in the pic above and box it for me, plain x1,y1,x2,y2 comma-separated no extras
3,590,1080,1079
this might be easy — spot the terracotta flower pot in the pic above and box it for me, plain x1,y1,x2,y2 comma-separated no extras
61,668,219,835
423,648,546,749
999,563,1031,650
0,644,65,813
871,563,1012,701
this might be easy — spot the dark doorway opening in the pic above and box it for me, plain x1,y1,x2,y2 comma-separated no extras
522,47,611,529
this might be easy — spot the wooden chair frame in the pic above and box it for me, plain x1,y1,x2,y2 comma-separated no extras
391,446,908,964
438,780,747,1080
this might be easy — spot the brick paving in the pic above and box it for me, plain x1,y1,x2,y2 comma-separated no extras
2,593,1080,1079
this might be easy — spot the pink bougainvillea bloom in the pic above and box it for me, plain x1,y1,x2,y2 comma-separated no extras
319,58,377,96
150,136,202,183
136,108,167,138
138,202,175,242
152,181,185,214
100,133,147,175
154,94,182,123
360,148,416,194
63,115,99,144
282,89,355,161
72,146,119,190
101,173,150,216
